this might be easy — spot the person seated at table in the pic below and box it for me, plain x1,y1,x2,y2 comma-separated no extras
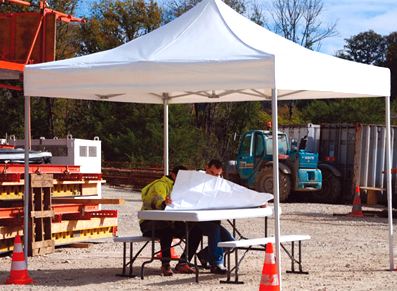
195,159,235,274
139,165,202,276
196,159,269,273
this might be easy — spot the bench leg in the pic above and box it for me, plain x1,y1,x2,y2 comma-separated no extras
117,241,150,278
140,222,200,282
141,237,156,280
284,241,309,275
220,247,245,284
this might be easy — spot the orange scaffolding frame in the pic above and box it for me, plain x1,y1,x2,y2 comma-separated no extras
0,0,85,90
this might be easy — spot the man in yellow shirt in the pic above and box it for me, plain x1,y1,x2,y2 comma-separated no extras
140,165,202,276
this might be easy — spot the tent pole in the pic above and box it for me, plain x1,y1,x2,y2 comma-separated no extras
24,95,30,263
385,96,394,270
271,89,282,287
163,93,169,175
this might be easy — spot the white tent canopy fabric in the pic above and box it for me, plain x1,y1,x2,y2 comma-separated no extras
22,0,393,284
24,0,389,102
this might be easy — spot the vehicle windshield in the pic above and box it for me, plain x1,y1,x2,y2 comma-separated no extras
264,134,288,155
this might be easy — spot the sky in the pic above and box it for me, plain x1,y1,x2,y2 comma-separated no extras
76,0,397,57
318,0,397,55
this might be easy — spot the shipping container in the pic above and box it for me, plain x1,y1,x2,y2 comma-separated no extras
280,124,397,205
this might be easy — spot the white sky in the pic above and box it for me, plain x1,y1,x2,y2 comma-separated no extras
319,0,397,55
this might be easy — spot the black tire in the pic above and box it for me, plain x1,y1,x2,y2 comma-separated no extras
255,167,291,202
312,168,342,203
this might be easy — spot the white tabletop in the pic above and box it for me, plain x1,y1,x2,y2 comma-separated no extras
137,206,274,222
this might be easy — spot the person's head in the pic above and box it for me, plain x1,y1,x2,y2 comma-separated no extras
205,159,223,177
170,165,187,181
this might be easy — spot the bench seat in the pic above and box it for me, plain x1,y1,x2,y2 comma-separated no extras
218,234,310,248
218,234,311,284
114,236,153,243
359,186,385,206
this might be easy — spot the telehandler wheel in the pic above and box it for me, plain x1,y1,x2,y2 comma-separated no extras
312,168,342,203
255,167,291,202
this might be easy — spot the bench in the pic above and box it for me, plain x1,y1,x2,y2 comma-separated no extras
359,186,385,206
218,234,311,284
114,236,154,278
114,235,186,279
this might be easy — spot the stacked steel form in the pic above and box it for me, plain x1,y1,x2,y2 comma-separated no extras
0,163,118,255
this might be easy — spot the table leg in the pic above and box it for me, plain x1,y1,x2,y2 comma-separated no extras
185,222,199,283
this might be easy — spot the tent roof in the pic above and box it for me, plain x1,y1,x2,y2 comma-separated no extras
23,0,390,103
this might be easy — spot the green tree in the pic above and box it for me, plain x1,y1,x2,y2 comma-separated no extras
0,89,24,138
330,30,394,123
79,0,162,54
192,102,263,166
385,32,397,102
299,98,385,124
336,30,386,65
49,0,84,61
37,0,84,138
87,102,205,166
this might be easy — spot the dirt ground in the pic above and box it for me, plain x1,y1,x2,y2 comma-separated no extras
0,185,396,291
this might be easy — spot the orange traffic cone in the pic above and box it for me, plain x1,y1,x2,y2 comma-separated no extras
347,186,364,217
157,239,180,259
259,242,280,291
4,235,35,285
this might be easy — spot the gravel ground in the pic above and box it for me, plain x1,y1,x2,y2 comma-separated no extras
0,185,396,291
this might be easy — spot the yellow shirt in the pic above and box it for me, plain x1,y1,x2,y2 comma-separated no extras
139,175,173,225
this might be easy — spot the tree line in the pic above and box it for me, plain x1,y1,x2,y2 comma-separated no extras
0,0,396,168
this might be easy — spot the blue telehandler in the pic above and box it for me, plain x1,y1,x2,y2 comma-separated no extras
226,127,341,202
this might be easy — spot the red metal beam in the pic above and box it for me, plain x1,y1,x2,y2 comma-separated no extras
0,173,21,182
52,204,99,215
0,60,25,72
0,145,15,149
82,173,102,181
0,83,22,91
2,1,85,23
53,173,83,181
0,207,24,219
44,9,86,24
1,0,31,6
1,204,101,219
0,164,81,174
54,210,117,222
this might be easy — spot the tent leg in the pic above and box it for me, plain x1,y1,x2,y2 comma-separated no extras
271,89,282,288
24,95,30,263
163,93,169,175
385,96,394,270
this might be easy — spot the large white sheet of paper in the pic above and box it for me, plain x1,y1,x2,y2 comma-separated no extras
165,170,273,211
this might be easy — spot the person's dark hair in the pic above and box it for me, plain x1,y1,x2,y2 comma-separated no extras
172,165,187,175
207,159,222,169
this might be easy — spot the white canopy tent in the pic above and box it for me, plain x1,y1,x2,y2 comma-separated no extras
22,0,392,284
